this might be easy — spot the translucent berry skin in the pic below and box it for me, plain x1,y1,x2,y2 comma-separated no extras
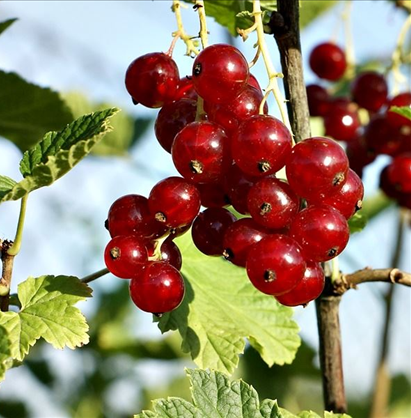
346,137,376,178
307,168,364,219
246,234,306,296
171,121,230,184
146,238,182,271
309,43,347,81
129,261,185,314
104,235,148,279
197,183,230,208
232,115,292,177
107,194,167,240
247,178,300,229
148,177,201,228
351,71,388,112
387,92,411,128
306,84,330,117
192,44,249,104
286,137,349,200
275,261,325,307
387,153,411,193
289,205,349,262
125,52,180,108
155,99,197,153
174,77,197,101
323,103,361,142
191,208,237,256
223,218,270,267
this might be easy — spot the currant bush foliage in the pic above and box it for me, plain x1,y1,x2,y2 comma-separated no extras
0,108,118,202
0,275,92,381
0,18,17,36
158,233,300,374
135,368,352,418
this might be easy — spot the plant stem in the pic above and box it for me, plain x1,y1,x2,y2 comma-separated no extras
0,241,15,312
195,0,208,49
369,208,405,418
172,0,200,57
271,0,311,143
8,194,28,257
81,268,109,284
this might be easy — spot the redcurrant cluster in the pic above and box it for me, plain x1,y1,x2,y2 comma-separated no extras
104,42,364,314
306,42,411,208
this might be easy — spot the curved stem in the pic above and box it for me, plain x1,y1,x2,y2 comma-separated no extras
81,268,109,284
7,194,28,256
342,1,355,80
172,0,200,57
195,0,208,49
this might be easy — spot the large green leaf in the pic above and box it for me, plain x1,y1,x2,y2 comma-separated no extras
0,325,12,382
158,233,300,374
0,71,74,151
135,369,353,418
0,108,118,203
0,275,92,363
0,18,17,36
390,105,411,121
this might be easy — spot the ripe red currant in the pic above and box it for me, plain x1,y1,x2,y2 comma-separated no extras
387,153,411,193
351,71,388,112
387,92,411,128
309,43,347,81
146,238,183,271
306,84,330,117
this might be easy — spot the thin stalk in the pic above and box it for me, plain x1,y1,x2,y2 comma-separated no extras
8,194,28,256
81,268,109,284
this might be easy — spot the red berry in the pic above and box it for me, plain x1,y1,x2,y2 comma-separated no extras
387,153,411,193
223,218,270,267
323,101,361,142
346,136,376,178
232,115,292,177
246,234,306,296
148,177,201,228
129,261,185,314
309,43,347,81
171,121,231,184
191,208,237,256
286,137,349,200
155,99,197,153
275,261,325,306
104,235,148,279
306,84,330,117
289,205,349,262
125,52,180,108
351,71,388,112
197,183,229,208
174,76,197,101
247,177,300,229
387,92,411,128
146,238,183,271
192,44,249,104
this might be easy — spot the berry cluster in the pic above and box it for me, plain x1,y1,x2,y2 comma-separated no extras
104,43,364,314
306,42,411,208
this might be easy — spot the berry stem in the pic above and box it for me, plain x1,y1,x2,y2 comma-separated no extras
341,1,355,80
7,194,28,257
81,267,110,284
171,0,200,57
195,0,208,49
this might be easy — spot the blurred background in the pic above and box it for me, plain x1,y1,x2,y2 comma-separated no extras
0,1,410,417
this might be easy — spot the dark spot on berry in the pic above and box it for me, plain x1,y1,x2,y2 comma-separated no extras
110,247,120,259
258,160,271,173
193,63,202,76
223,248,234,260
327,248,338,257
190,160,204,174
333,172,345,187
260,202,272,215
155,212,167,223
264,270,276,282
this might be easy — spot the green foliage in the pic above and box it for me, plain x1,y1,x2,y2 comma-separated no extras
136,369,353,418
348,211,368,234
0,71,73,151
390,105,411,121
0,275,92,380
299,1,336,29
0,108,118,203
0,18,18,36
0,325,12,381
64,92,149,156
158,233,300,374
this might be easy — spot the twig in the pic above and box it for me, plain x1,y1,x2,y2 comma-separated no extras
81,268,109,284
0,240,15,312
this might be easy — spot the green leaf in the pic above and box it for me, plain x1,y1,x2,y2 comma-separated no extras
348,211,368,234
0,108,118,203
0,18,18,36
0,71,73,151
158,233,300,374
0,275,92,362
0,325,13,382
299,1,337,29
390,105,411,121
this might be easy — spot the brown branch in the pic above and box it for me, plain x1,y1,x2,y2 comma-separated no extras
0,240,15,312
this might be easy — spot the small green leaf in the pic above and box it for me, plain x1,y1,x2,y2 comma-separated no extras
390,106,411,121
158,233,300,374
298,412,321,418
0,325,13,382
348,211,368,234
299,1,336,29
0,71,73,151
0,275,92,362
0,18,18,36
0,108,118,203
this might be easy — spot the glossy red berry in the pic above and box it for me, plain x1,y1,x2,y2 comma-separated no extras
309,43,347,81
232,115,292,177
148,177,201,228
247,178,300,229
351,71,388,112
223,218,270,267
307,169,364,219
346,136,376,178
387,153,411,193
129,261,185,314
275,261,325,306
387,92,411,128
192,44,249,104
286,137,349,200
289,205,349,262
155,99,197,153
191,208,237,256
125,52,180,108
306,84,330,117
323,102,361,142
146,238,183,271
197,183,230,208
246,234,306,296
104,235,148,279
174,76,197,100
171,121,231,184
